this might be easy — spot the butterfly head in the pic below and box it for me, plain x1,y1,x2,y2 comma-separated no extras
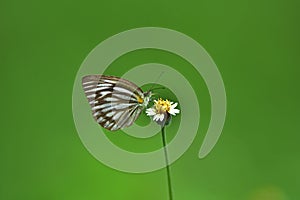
140,91,152,107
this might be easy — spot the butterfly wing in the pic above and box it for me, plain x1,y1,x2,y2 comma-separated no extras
82,75,145,131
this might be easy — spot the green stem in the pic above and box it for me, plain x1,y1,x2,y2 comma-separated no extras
161,126,173,200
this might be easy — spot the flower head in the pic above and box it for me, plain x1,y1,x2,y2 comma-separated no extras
146,98,180,126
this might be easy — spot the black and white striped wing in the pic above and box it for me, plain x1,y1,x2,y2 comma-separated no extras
82,75,145,131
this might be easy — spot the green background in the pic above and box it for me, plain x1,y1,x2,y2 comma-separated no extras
1,0,299,199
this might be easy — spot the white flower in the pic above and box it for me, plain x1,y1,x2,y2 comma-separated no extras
146,98,180,123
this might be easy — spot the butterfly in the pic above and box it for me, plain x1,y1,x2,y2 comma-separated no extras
82,75,152,131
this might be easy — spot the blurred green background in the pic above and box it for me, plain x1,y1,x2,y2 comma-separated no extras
1,0,299,199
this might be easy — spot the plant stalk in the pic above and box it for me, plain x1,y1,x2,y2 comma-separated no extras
161,126,173,200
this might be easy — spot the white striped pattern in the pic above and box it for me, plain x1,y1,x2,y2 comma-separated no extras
82,74,149,131
113,87,135,96
112,93,136,102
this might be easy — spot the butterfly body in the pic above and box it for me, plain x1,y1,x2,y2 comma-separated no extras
82,75,152,131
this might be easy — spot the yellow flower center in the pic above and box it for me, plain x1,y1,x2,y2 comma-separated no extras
155,98,171,113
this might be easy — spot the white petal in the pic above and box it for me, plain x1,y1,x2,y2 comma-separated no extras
153,114,160,121
146,108,156,116
169,108,180,116
170,102,178,109
159,114,164,121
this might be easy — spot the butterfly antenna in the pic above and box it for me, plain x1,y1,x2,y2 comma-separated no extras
151,86,166,91
148,71,165,92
